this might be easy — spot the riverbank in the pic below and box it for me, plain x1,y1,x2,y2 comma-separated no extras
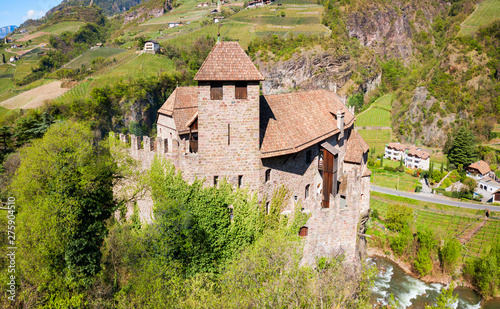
367,247,474,290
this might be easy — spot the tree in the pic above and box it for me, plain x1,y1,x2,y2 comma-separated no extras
12,121,118,290
440,238,461,273
447,126,477,168
462,177,477,193
386,203,413,231
425,282,457,309
2,53,5,64
414,248,433,277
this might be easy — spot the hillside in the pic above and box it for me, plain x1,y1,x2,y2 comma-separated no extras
46,0,145,16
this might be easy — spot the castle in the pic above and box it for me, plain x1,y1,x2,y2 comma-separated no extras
123,41,371,264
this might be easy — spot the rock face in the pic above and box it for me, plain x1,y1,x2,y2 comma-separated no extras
347,10,413,60
402,86,457,147
346,1,448,61
124,0,171,23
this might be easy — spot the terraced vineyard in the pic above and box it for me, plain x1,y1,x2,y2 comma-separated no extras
459,0,500,36
370,196,500,260
358,129,391,156
65,47,126,69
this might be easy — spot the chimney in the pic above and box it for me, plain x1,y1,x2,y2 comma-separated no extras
337,110,345,140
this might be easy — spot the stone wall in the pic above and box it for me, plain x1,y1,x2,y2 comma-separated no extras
197,81,262,190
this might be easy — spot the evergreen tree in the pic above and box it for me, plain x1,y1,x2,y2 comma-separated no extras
448,126,477,168
2,53,5,64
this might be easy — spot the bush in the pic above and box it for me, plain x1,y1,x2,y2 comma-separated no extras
385,204,413,232
371,209,379,220
440,238,461,273
414,248,433,277
465,241,500,297
417,227,437,251
440,178,452,188
390,227,413,256
384,166,396,172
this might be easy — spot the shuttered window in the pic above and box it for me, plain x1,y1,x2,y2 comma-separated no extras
235,82,247,99
210,82,223,100
320,148,338,208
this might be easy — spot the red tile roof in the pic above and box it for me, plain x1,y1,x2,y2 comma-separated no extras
344,130,369,164
386,142,406,151
406,146,430,160
194,41,264,81
468,160,491,175
157,87,198,134
260,89,355,158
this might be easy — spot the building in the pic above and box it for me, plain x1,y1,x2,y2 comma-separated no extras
127,41,370,264
466,160,494,179
477,176,500,193
213,16,224,23
4,37,12,43
384,142,430,170
9,56,17,63
168,22,183,28
197,2,209,7
493,189,500,203
143,40,160,54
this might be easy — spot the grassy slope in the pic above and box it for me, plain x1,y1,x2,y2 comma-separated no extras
65,47,126,69
126,0,327,50
40,21,87,34
459,0,500,36
356,94,394,156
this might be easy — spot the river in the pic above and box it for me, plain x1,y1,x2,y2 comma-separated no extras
369,257,500,308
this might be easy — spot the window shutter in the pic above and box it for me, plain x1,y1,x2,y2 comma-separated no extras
235,82,247,99
210,82,223,100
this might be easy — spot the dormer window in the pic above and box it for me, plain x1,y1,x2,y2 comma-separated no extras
235,82,247,99
210,82,223,100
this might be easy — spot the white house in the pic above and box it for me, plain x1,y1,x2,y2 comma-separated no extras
213,16,224,23
168,22,183,28
477,176,500,193
384,142,430,170
143,40,160,54
9,56,17,63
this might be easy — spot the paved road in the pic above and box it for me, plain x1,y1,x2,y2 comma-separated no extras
371,185,496,210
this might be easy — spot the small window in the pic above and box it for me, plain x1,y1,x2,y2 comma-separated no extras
306,150,312,164
210,82,223,100
305,184,310,199
238,175,243,188
214,176,219,187
235,81,247,99
265,169,271,183
299,226,308,237
265,202,270,214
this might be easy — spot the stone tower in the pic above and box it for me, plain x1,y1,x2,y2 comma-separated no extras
194,42,265,190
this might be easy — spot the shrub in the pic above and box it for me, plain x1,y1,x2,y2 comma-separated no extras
371,209,379,220
417,227,437,251
440,238,461,273
414,248,433,277
385,204,413,232
390,227,413,256
440,178,452,188
384,166,396,172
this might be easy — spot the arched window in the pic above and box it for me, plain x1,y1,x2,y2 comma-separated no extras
265,169,271,183
265,202,270,214
305,184,310,199
299,226,308,237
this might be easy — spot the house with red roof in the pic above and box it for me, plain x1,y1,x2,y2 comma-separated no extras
152,41,371,264
384,142,430,170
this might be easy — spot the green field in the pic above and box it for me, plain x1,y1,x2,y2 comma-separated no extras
370,192,500,260
65,47,126,69
459,0,500,36
358,129,391,155
40,21,86,34
355,94,393,127
371,169,419,192
0,65,15,96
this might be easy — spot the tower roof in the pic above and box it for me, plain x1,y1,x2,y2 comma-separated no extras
194,41,264,81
